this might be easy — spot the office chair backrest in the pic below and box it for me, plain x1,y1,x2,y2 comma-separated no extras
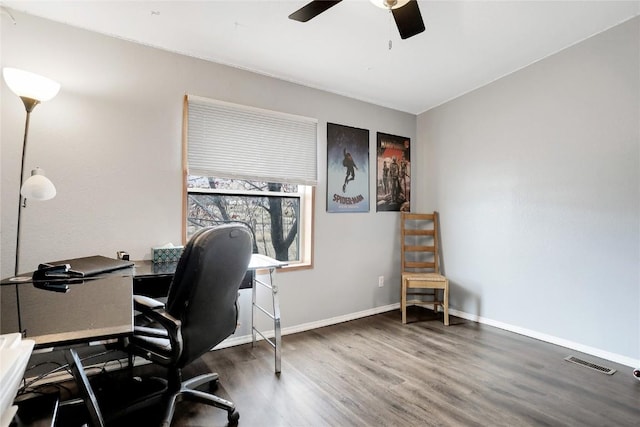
189,219,259,254
166,224,253,367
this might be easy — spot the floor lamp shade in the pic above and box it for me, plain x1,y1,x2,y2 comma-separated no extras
3,67,60,103
21,168,56,201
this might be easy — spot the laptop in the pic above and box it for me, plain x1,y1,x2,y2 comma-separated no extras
44,255,134,277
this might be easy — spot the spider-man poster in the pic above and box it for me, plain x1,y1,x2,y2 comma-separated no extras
376,132,410,212
326,123,369,213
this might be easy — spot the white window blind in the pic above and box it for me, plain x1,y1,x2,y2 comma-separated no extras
187,95,318,185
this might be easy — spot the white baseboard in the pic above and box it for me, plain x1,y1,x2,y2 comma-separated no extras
224,304,638,369
448,308,639,369
217,303,401,349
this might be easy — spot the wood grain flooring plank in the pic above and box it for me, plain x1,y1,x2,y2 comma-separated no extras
132,308,640,426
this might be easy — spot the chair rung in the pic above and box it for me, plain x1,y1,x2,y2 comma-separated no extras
405,262,435,269
404,213,435,220
404,245,435,252
406,298,444,302
405,299,444,305
404,229,435,236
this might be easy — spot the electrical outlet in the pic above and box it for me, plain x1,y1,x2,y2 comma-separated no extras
378,276,384,287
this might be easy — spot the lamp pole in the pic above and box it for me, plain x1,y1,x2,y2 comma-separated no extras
3,67,59,276
3,68,60,337
15,98,39,276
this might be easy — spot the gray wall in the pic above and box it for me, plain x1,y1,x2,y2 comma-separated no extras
3,11,638,367
1,12,414,338
417,17,639,365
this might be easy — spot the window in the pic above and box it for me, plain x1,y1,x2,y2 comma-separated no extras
184,96,317,268
187,177,313,264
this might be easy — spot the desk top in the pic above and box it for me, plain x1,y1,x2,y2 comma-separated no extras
248,254,288,270
0,254,285,348
133,253,286,277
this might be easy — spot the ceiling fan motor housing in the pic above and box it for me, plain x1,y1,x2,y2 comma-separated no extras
372,0,411,10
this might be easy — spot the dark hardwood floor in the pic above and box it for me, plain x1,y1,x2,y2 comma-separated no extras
161,308,639,426
46,307,638,426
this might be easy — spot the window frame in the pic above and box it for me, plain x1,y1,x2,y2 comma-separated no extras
181,96,315,271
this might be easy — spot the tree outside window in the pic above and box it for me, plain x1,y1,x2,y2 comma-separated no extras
187,176,302,262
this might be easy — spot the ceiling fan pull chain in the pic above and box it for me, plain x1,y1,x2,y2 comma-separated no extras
388,9,393,50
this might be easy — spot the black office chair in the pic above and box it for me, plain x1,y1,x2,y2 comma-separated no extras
126,223,253,426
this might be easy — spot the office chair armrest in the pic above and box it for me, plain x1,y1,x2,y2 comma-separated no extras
132,303,183,358
137,306,180,335
134,325,169,339
133,294,166,311
132,294,182,358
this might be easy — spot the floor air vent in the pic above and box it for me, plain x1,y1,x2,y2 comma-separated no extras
564,355,616,375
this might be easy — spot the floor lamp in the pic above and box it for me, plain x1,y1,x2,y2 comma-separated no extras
3,67,61,278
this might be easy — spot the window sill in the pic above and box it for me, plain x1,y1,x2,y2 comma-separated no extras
280,262,313,272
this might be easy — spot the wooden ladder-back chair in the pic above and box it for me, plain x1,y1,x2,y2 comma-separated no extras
401,212,449,325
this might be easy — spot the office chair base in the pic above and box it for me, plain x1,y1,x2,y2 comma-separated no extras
162,372,239,426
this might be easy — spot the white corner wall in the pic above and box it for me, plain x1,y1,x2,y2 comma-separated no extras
417,17,640,365
1,12,415,337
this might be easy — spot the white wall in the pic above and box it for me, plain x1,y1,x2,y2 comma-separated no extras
1,12,415,336
417,17,640,365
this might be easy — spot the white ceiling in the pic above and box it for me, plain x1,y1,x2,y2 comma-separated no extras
3,1,639,114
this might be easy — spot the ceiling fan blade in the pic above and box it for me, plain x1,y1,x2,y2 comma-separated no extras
289,1,342,22
391,0,425,40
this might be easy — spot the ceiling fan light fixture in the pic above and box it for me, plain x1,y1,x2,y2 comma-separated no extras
370,0,410,10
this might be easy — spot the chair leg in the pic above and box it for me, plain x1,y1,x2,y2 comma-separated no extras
127,351,135,377
185,388,235,413
182,372,219,391
161,391,180,427
160,373,238,427
401,278,407,324
443,282,449,326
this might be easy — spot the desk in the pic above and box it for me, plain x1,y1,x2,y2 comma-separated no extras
0,271,134,348
0,271,133,427
132,254,286,373
1,254,285,371
1,254,285,425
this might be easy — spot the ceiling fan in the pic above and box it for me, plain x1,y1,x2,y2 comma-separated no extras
288,0,425,40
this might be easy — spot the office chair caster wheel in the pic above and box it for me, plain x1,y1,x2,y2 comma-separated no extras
228,409,240,425
209,378,219,392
